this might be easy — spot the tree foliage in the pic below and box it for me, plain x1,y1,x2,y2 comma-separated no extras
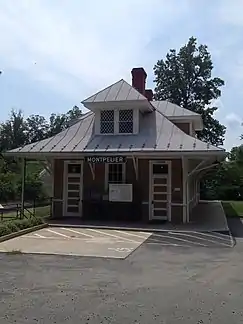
0,105,83,152
0,105,83,202
0,109,28,151
201,145,243,201
153,36,226,146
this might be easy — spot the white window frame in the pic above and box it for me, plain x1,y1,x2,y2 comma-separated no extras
95,108,139,135
105,163,126,190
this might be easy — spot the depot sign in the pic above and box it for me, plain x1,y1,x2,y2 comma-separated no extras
85,156,126,163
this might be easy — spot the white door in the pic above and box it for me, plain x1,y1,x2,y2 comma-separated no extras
150,162,171,221
64,161,83,217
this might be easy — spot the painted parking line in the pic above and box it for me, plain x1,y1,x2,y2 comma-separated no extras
24,235,42,239
193,231,231,241
191,231,234,246
150,233,207,247
108,247,134,253
86,228,141,243
168,231,232,247
147,242,191,248
15,227,234,250
114,230,150,240
47,228,70,238
34,233,46,238
60,227,94,238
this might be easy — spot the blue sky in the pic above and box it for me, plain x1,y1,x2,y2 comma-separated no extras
0,0,242,151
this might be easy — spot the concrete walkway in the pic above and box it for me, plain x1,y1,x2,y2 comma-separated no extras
48,201,229,233
188,200,229,232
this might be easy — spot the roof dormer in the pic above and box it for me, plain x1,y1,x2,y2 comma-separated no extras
81,69,154,136
81,79,153,113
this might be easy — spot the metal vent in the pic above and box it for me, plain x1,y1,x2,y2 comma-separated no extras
100,110,114,134
119,109,133,134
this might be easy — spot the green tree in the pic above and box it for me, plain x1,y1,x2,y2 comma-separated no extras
0,172,17,202
153,36,226,146
48,105,82,137
0,109,28,151
201,145,243,200
0,105,83,203
66,105,83,124
26,115,49,143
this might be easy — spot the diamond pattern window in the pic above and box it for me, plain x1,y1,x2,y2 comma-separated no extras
100,110,114,134
119,109,133,134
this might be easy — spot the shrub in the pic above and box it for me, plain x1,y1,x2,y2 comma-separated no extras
6,222,19,233
13,219,31,230
0,224,11,236
0,217,45,237
29,216,43,227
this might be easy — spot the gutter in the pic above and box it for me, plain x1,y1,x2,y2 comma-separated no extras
3,150,227,159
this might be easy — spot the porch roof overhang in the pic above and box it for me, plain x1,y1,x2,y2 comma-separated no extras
3,149,227,160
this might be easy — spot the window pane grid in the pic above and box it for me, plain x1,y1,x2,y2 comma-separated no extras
119,109,133,134
119,121,133,133
100,121,114,134
100,110,114,134
108,164,123,184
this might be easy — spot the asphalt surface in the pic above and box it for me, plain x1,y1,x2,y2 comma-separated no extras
0,220,242,323
0,227,234,260
0,227,151,259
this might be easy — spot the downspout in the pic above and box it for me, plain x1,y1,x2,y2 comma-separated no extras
21,158,26,219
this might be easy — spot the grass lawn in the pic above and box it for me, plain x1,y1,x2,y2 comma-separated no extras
1,205,50,221
221,201,243,217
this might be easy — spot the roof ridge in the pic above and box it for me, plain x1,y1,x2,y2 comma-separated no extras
82,78,148,104
82,79,124,103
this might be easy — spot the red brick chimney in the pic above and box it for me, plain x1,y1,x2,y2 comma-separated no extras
145,89,153,101
131,67,147,95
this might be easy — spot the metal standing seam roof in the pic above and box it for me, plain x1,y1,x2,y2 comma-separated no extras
82,79,148,105
6,109,225,156
151,100,200,117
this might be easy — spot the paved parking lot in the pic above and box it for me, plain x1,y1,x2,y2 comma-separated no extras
0,226,234,258
146,230,234,248
0,236,241,323
0,227,151,258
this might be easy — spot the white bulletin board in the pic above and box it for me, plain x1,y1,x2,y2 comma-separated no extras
109,184,133,202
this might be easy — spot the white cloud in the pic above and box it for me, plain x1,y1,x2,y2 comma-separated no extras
218,0,243,26
224,113,243,151
225,113,242,127
0,0,190,100
1,0,243,151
